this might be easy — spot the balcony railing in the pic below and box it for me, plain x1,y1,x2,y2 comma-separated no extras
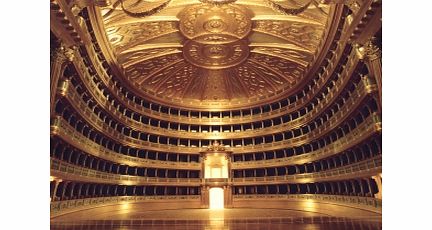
50,195,200,217
233,194,381,212
61,60,375,141
50,158,201,186
232,114,380,164
51,110,380,157
51,119,201,169
232,155,381,185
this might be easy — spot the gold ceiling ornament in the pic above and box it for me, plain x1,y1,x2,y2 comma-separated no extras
183,36,249,70
198,0,238,5
266,0,313,15
178,4,252,70
178,4,253,40
206,140,226,151
120,0,171,18
96,0,334,109
253,20,322,50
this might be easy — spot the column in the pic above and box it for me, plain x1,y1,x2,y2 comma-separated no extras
51,180,61,201
320,161,325,170
329,182,335,195
61,182,71,200
355,38,382,108
350,180,357,196
91,184,97,197
366,178,373,197
343,181,349,195
69,183,77,199
114,185,118,196
76,183,83,199
123,186,127,196
84,184,90,197
372,174,382,199
358,179,365,196
132,186,137,196
50,44,75,116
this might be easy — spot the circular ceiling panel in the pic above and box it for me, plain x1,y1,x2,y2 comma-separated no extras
183,35,249,70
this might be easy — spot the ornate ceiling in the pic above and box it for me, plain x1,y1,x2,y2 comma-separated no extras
95,0,334,110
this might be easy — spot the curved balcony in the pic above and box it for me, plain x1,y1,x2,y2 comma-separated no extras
232,194,381,213
55,70,379,149
51,118,201,169
233,113,380,157
232,156,381,185
74,29,356,125
59,73,376,145
232,135,380,169
60,59,376,143
50,158,201,186
50,195,200,217
51,110,381,157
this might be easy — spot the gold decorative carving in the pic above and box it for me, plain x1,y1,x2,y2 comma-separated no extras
153,64,199,98
206,140,226,151
251,46,312,66
119,48,181,67
51,44,76,62
248,53,305,85
266,0,313,16
133,59,186,89
364,37,381,61
199,0,237,4
105,21,178,52
254,20,323,50
125,53,182,83
183,37,249,70
234,63,278,97
178,4,252,40
120,0,171,18
200,69,231,101
94,0,334,109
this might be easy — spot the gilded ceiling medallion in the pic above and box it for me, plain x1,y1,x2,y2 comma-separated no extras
178,4,252,40
183,37,249,70
178,4,252,70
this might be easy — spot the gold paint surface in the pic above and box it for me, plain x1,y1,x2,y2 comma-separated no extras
97,0,332,109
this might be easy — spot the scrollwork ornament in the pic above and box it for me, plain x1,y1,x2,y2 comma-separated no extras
353,43,365,60
199,0,237,4
345,0,361,14
120,0,171,18
266,0,313,16
364,37,381,61
51,44,76,63
354,38,381,61
64,46,77,62
207,140,226,151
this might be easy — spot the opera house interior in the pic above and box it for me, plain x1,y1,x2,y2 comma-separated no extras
49,0,382,229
